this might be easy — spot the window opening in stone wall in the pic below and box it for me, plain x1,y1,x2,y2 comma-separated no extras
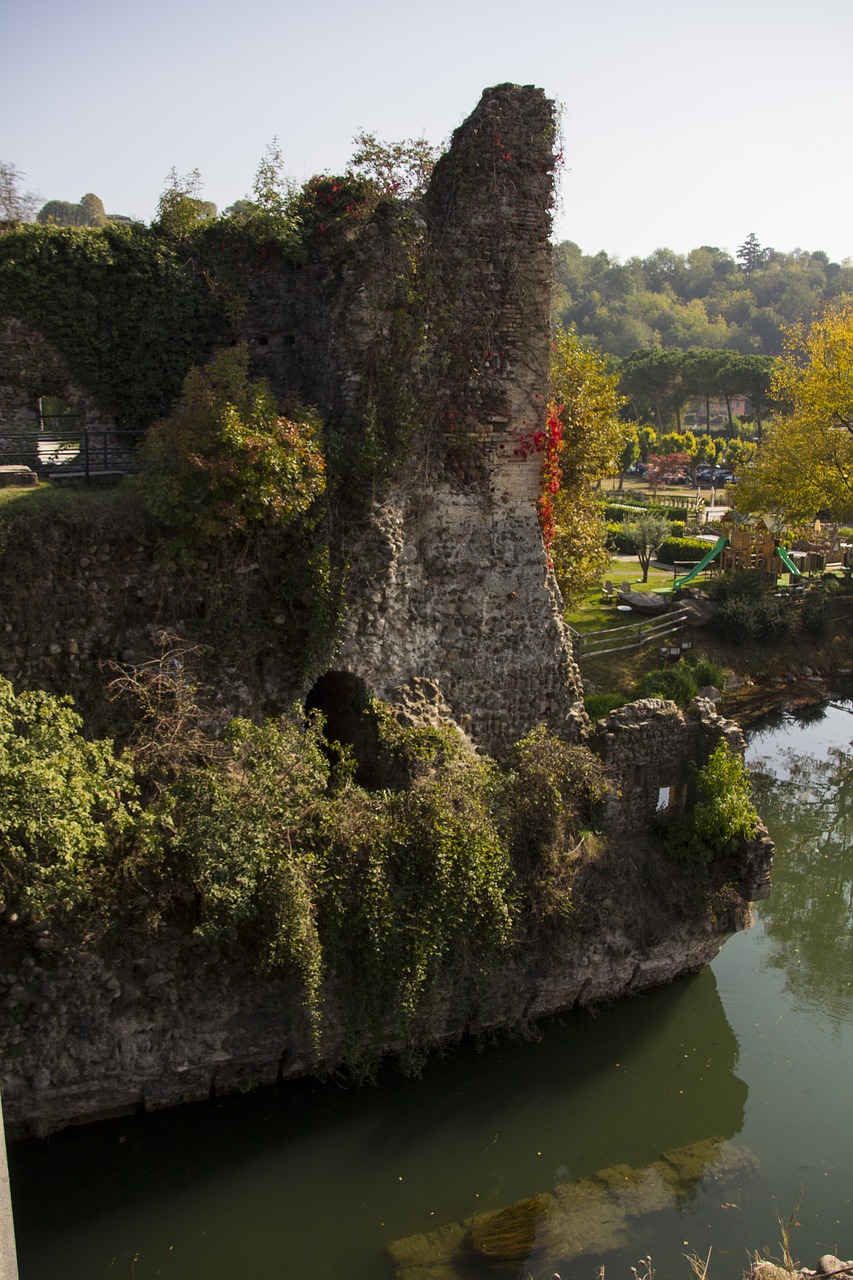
37,395,81,469
657,782,690,817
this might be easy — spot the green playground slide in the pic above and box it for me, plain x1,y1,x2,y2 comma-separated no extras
673,536,729,589
774,544,803,575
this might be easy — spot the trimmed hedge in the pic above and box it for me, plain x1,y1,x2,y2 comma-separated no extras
656,537,714,565
603,502,690,524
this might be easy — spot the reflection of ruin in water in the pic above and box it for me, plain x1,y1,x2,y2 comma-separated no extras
380,962,751,1279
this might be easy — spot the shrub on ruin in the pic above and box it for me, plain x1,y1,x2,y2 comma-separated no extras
666,739,758,864
636,665,699,708
139,345,325,550
501,726,609,919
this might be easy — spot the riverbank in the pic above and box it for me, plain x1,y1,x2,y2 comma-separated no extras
577,566,853,726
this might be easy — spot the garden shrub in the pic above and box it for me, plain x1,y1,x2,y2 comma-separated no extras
605,521,636,554
706,568,768,603
715,593,788,643
667,739,758,864
636,664,699,707
799,585,832,636
656,536,715,565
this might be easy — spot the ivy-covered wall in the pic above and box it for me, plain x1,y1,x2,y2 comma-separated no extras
0,84,583,756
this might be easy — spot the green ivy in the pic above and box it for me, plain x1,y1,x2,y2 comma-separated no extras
0,223,225,428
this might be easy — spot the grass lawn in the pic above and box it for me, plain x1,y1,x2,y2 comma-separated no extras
563,556,691,699
564,557,678,634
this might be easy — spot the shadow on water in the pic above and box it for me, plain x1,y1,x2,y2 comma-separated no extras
10,966,748,1279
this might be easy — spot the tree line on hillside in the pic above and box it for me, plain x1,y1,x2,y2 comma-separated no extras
617,347,775,436
555,237,853,358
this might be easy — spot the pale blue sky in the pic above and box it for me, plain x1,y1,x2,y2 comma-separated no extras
4,0,853,262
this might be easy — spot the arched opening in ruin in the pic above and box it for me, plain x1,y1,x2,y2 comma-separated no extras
305,670,388,788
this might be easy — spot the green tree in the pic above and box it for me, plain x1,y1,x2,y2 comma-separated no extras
548,327,627,603
348,130,439,198
37,199,76,225
733,305,853,521
622,511,671,582
694,433,719,468
79,192,107,227
723,438,757,473
737,232,766,276
153,167,217,238
616,426,640,490
619,349,684,431
37,193,107,227
637,425,657,459
737,353,777,438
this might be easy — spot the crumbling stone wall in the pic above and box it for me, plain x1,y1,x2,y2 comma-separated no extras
590,697,747,834
0,317,117,458
239,85,583,754
0,86,582,755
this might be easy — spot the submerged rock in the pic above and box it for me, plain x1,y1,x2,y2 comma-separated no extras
387,1138,759,1278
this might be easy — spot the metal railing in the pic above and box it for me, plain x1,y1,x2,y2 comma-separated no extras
569,607,690,661
0,428,144,485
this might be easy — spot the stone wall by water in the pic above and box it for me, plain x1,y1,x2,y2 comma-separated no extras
0,691,773,1139
0,877,751,1140
0,85,775,1138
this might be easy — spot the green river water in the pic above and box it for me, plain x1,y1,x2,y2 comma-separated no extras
8,695,853,1280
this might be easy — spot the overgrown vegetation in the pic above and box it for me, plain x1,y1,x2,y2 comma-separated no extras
0,222,225,428
139,345,326,551
0,667,614,1072
666,740,759,864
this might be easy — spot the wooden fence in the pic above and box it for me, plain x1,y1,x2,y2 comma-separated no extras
569,608,690,661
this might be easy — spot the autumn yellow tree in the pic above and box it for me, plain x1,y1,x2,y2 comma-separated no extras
548,327,628,603
732,305,853,522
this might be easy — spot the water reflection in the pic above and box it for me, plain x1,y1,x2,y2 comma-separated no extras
11,969,748,1280
749,700,853,1026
